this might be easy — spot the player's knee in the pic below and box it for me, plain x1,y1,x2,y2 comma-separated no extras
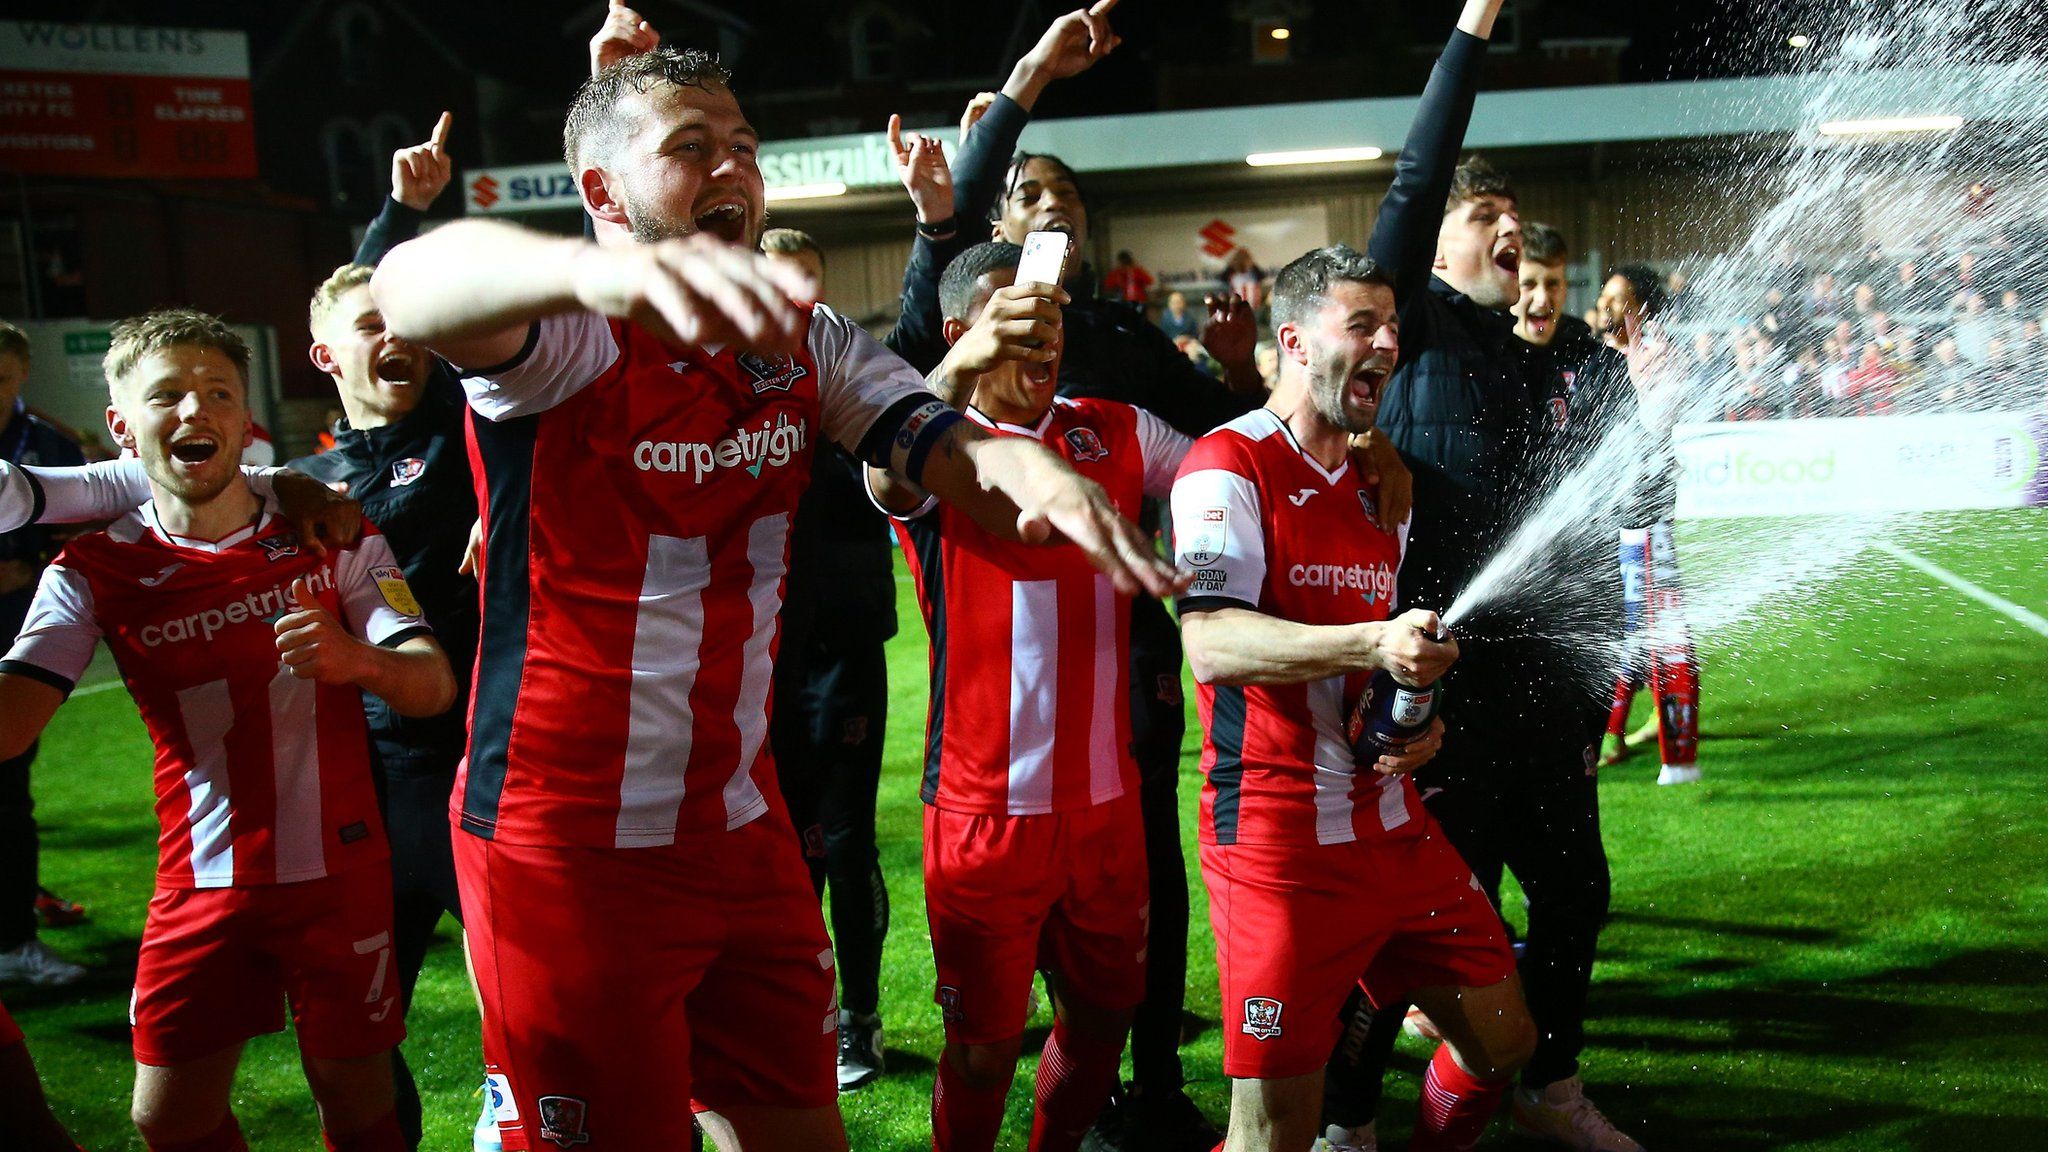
948,1037,1025,1092
1460,1009,1538,1081
132,1098,225,1146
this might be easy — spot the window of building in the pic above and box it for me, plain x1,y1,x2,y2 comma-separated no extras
330,2,384,86
850,8,899,81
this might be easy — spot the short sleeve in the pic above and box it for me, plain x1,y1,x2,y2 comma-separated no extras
1170,443,1265,613
808,303,933,458
459,312,622,422
0,565,102,692
1135,409,1193,500
331,531,433,647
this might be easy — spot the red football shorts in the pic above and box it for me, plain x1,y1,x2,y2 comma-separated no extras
457,814,838,1151
923,794,1149,1046
130,865,404,1066
1201,819,1514,1080
0,997,21,1047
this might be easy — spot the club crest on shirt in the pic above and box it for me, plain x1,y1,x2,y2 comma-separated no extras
736,352,809,394
1356,489,1381,528
1182,507,1227,566
1242,996,1284,1041
390,457,427,487
1063,426,1108,462
537,1095,591,1147
256,534,303,562
939,984,963,1023
1547,395,1570,432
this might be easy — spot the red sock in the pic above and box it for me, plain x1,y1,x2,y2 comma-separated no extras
1605,674,1636,737
322,1110,405,1152
1029,1021,1127,1152
1411,1043,1508,1152
933,1049,1013,1152
146,1113,248,1152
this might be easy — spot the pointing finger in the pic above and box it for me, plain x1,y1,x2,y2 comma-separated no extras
429,110,452,149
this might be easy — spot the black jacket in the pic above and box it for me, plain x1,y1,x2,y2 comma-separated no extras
1369,30,1605,756
289,371,477,774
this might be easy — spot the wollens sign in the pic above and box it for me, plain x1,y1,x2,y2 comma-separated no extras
0,21,256,179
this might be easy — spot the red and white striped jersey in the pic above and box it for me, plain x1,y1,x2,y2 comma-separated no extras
1,501,426,888
891,397,1187,815
458,305,938,848
1170,408,1415,847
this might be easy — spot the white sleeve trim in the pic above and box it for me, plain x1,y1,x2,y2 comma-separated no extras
809,303,931,453
460,312,620,422
1170,466,1265,606
333,535,430,646
3,565,101,686
862,463,936,522
1135,409,1194,500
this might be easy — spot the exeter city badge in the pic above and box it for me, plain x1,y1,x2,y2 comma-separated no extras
1242,996,1284,1040
736,352,809,394
1063,426,1109,462
537,1095,591,1147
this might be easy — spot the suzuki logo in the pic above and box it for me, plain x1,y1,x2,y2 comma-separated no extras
469,174,501,210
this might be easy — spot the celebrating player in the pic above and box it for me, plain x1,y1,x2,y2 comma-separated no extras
872,241,1194,1151
1173,246,1536,1152
0,309,454,1152
368,42,1181,1151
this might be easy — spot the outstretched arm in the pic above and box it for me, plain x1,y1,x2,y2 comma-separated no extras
373,222,811,370
1180,605,1454,686
1366,0,1504,308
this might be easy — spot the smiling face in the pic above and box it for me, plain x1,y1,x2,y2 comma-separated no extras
311,284,429,427
997,156,1088,253
108,345,251,506
592,80,763,248
1514,258,1568,346
1437,193,1521,309
1280,279,1400,435
1596,274,1642,341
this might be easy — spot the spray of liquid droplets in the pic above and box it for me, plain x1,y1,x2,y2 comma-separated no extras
1437,0,2048,691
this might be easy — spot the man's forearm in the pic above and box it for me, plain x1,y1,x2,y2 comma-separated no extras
353,636,456,718
0,460,285,531
373,220,588,344
1366,26,1494,300
1182,607,1385,686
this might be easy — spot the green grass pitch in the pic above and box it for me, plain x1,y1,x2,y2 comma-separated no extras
9,510,2046,1150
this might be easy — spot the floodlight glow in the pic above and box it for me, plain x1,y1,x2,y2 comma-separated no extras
1787,34,1811,49
1816,115,1963,136
1245,146,1384,167
1270,27,1291,40
765,182,849,202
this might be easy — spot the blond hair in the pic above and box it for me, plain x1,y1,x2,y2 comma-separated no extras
310,263,376,333
104,309,249,396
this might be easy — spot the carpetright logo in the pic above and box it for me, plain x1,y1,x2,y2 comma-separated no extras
140,569,334,647
634,413,809,483
1288,560,1397,605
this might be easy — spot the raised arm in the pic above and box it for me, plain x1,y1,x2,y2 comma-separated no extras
372,222,810,370
355,111,453,267
0,461,360,550
1367,0,1503,308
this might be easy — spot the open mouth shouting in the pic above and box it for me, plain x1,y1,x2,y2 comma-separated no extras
1351,358,1394,408
1523,306,1554,339
374,349,418,383
1493,240,1521,275
694,200,749,244
167,435,221,467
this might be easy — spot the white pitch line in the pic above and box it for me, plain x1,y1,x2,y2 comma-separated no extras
71,679,129,698
1875,541,2048,640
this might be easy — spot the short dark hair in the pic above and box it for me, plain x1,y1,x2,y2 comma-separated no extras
996,152,1085,223
105,309,249,396
1609,263,1667,319
1269,245,1394,332
565,47,733,171
1520,222,1567,267
939,241,1024,323
760,228,822,262
0,320,28,363
1445,155,1516,215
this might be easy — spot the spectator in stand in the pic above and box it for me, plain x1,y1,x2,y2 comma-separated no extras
1224,247,1266,311
1849,282,1880,332
1155,290,1200,342
1854,241,1890,290
1757,288,1789,337
1925,335,1971,409
1889,333,1925,408
1102,249,1156,307
1893,257,1942,316
1804,270,1840,322
1843,342,1900,416
1977,336,2024,407
0,322,87,990
1175,334,1226,381
1664,268,1691,317
1777,345,1824,419
1955,292,1995,362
